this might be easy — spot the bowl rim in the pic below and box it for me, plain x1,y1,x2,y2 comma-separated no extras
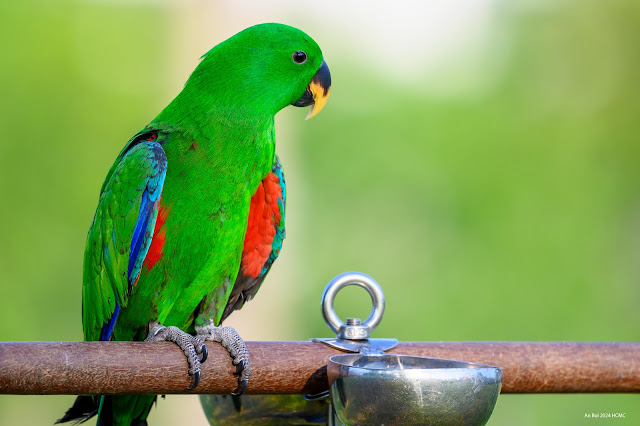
328,353,503,372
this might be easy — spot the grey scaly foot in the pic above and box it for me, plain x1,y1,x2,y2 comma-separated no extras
145,322,208,390
196,321,249,395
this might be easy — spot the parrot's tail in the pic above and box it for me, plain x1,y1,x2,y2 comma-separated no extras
55,395,98,424
57,395,153,426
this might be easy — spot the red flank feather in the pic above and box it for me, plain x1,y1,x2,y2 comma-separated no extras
241,173,282,278
143,203,168,274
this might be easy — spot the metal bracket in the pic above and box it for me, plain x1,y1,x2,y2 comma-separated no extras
311,337,398,355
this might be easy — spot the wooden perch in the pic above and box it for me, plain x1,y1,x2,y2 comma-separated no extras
0,341,638,395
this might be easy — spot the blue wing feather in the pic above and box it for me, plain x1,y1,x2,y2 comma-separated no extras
128,189,152,282
100,302,120,341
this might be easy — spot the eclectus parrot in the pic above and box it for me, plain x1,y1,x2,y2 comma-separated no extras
57,23,331,426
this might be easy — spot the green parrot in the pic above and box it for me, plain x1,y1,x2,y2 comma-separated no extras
57,23,331,426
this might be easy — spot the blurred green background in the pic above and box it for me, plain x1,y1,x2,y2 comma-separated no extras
0,0,638,425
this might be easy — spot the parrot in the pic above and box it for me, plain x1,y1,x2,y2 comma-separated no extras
56,23,331,426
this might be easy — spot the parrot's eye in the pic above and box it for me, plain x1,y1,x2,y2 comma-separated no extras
292,51,307,64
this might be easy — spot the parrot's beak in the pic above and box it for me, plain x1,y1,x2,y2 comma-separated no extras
292,60,331,120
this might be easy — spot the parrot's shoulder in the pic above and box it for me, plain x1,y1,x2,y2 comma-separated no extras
100,127,171,195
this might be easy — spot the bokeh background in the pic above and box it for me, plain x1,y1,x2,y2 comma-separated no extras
1,0,638,424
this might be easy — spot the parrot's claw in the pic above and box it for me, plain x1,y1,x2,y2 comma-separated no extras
234,359,244,376
234,380,248,396
199,343,208,363
195,322,250,395
187,370,200,391
145,322,207,391
233,359,248,395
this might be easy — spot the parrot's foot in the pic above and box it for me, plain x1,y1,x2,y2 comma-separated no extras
196,322,249,395
145,322,207,390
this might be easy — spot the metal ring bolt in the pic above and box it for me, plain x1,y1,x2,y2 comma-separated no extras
321,272,385,338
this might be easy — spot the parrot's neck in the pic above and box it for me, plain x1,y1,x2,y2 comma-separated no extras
151,92,276,198
156,80,275,133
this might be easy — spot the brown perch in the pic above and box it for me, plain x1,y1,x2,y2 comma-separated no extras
0,341,638,395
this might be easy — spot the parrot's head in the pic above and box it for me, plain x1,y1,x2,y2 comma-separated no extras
189,23,331,120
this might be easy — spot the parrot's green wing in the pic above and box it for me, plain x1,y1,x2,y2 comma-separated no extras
82,133,167,342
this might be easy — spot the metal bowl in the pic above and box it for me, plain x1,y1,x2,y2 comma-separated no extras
328,354,502,426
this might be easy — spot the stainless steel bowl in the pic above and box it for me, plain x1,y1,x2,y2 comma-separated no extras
328,354,502,426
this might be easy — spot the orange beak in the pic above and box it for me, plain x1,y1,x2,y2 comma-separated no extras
306,60,331,120
292,60,332,119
